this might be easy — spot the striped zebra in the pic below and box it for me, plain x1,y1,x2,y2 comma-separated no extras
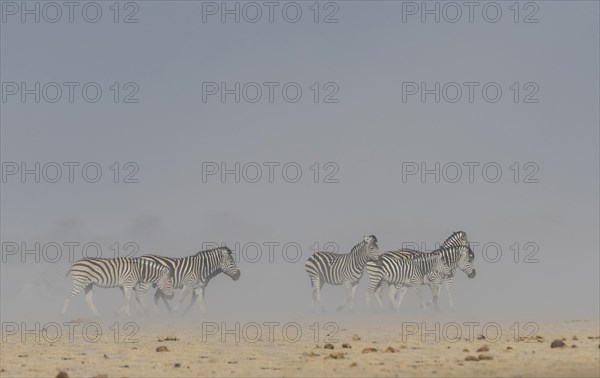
141,246,241,315
366,243,475,312
62,257,174,316
305,235,380,312
366,231,470,310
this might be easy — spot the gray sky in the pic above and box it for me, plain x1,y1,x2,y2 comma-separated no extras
0,1,598,322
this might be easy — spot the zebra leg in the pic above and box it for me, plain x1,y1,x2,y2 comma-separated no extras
394,286,409,312
154,289,174,314
430,283,441,312
309,274,323,308
120,286,133,316
84,285,100,317
375,282,386,309
182,289,200,316
173,285,193,313
135,283,151,315
62,281,86,315
195,287,207,315
387,285,398,311
337,281,353,312
445,279,455,310
348,282,359,312
414,286,430,309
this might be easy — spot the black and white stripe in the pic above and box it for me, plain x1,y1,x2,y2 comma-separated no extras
305,235,379,311
141,247,241,315
366,231,475,311
62,257,174,316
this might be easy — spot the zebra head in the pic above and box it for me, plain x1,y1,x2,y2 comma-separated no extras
219,247,241,281
456,245,476,278
363,235,380,261
157,265,174,296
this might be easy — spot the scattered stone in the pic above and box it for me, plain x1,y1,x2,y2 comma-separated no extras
571,345,578,348
227,361,237,364
156,346,169,352
462,349,469,352
159,336,179,342
103,354,109,359
399,345,407,349
174,363,181,368
464,356,479,361
384,346,398,353
550,340,566,348
302,352,320,357
352,335,361,341
18,355,27,358
56,372,69,378
477,335,485,340
324,344,334,349
478,354,493,361
572,336,578,341
122,365,129,368
506,346,513,350
477,345,489,352
561,337,566,341
341,343,351,349
362,348,377,354
588,336,600,339
325,352,345,359
349,362,357,367
92,375,108,378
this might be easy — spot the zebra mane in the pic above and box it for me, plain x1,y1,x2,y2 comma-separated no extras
194,246,232,257
441,231,468,247
350,240,367,254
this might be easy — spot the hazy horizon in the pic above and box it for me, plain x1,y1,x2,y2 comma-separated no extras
1,1,598,324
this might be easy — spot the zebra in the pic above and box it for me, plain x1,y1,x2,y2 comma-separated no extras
62,257,174,316
141,246,241,315
366,231,471,311
305,235,380,312
367,243,475,312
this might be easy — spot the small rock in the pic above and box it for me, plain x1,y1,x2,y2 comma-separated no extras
550,340,566,348
478,354,493,360
122,365,129,368
384,346,398,353
462,349,469,352
325,352,345,359
103,354,109,359
156,346,169,352
352,335,361,341
572,336,578,341
571,345,577,348
18,355,27,358
159,336,179,342
349,362,357,367
302,352,320,357
399,345,407,349
174,363,181,368
465,356,479,361
324,344,334,349
56,372,69,378
506,346,513,350
477,345,489,352
362,347,377,354
341,343,351,349
477,335,485,340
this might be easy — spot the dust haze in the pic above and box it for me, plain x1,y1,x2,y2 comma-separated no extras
1,2,598,329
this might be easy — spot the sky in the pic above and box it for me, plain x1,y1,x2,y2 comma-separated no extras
0,1,598,323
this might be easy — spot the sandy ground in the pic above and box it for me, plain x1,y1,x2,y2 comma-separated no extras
1,317,599,378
